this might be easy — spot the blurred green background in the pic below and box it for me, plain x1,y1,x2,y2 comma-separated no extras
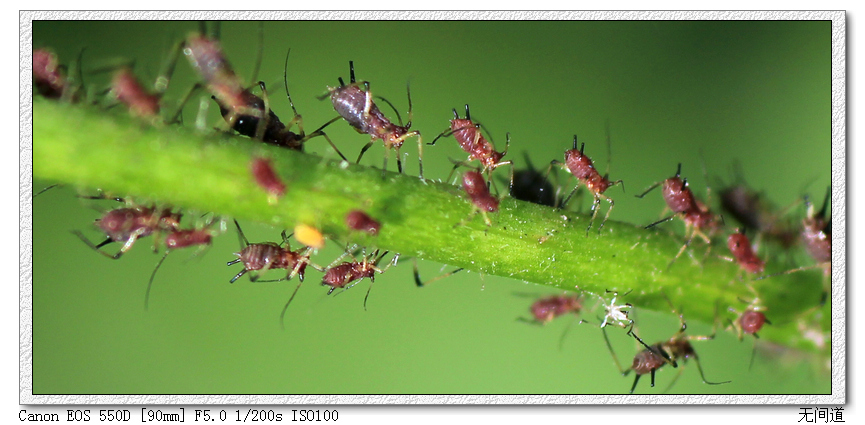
32,20,832,395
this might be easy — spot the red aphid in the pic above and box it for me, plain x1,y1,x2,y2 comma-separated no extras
739,310,767,336
33,48,67,99
430,104,513,189
529,295,582,324
250,157,286,199
345,210,381,236
727,231,765,274
111,67,161,118
637,163,721,268
555,135,624,235
321,249,396,310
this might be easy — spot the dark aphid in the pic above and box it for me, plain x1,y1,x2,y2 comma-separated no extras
726,229,765,274
73,204,182,260
184,34,341,155
718,165,798,249
321,61,424,178
510,152,559,207
459,170,500,227
345,210,381,236
250,156,286,202
430,104,514,192
33,48,68,99
551,134,624,235
636,163,721,268
604,312,730,394
321,248,399,310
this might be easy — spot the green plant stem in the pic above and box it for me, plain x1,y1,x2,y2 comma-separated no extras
33,99,829,355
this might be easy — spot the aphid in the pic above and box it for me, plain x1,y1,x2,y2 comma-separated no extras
184,34,342,155
459,170,500,227
109,67,162,119
345,210,381,236
726,229,765,275
73,203,182,260
429,104,513,192
146,225,215,310
525,294,583,325
250,156,286,202
321,248,399,310
718,164,798,249
226,220,311,284
551,134,624,235
727,299,771,370
33,48,69,99
636,163,721,268
226,221,315,330
755,188,831,290
510,152,559,207
321,61,424,178
604,311,730,394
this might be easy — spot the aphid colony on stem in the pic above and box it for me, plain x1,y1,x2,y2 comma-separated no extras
35,24,829,394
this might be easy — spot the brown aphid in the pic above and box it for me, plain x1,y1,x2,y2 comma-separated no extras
226,220,311,284
250,157,286,201
346,210,381,236
604,307,729,394
321,248,398,310
459,170,500,227
33,48,68,99
73,204,182,260
321,61,424,178
726,230,765,274
552,135,624,235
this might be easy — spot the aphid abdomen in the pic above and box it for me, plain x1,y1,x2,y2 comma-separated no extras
239,242,283,272
331,85,374,134
165,229,212,249
631,346,667,375
661,178,697,213
322,263,357,289
739,311,767,335
98,208,152,242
